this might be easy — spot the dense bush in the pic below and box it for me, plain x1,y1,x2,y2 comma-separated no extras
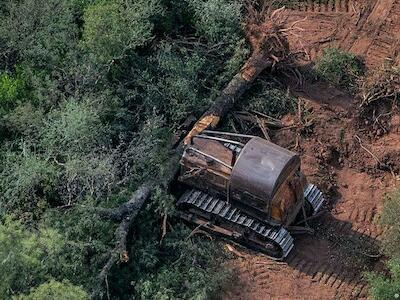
239,79,297,118
134,225,232,299
0,149,57,220
0,0,78,69
368,189,400,299
368,259,400,300
314,48,364,92
82,0,161,64
189,0,242,43
0,218,68,297
0,0,246,298
14,280,88,300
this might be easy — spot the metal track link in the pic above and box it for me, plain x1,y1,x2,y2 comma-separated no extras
304,183,325,214
223,142,242,153
178,189,294,259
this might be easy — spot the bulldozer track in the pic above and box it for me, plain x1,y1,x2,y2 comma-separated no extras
304,183,325,213
359,0,400,66
177,189,295,259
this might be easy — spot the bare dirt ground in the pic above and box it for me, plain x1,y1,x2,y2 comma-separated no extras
222,1,400,299
286,0,400,68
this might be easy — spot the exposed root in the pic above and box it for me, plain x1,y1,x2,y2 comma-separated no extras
358,65,400,108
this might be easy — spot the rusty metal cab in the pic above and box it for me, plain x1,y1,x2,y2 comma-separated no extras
178,131,308,226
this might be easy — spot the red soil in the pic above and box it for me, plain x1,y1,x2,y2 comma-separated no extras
285,0,400,68
223,80,399,299
221,2,400,299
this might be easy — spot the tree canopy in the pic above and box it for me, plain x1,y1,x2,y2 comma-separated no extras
0,0,245,298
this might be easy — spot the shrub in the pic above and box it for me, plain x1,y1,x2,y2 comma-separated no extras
82,0,161,64
188,0,243,43
13,280,88,300
239,79,297,118
135,43,210,126
133,224,232,300
58,155,116,204
314,48,363,92
0,68,30,116
0,0,77,69
3,103,44,140
379,189,400,259
0,218,67,297
40,99,110,160
0,149,56,220
368,189,400,299
154,43,208,124
368,259,400,300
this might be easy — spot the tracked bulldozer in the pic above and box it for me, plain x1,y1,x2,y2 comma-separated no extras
176,130,325,260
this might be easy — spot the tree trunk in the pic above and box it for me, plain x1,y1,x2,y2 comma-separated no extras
184,52,273,144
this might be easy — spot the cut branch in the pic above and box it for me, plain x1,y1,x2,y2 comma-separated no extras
91,184,151,299
95,184,151,222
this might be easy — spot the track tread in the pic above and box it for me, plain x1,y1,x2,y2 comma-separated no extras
178,189,294,259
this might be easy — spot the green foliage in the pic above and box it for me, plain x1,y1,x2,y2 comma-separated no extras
368,190,400,299
13,280,88,300
141,43,210,125
41,203,116,287
0,68,30,115
135,230,231,299
314,48,364,92
0,218,68,297
368,259,400,300
0,0,245,298
220,39,250,81
0,0,77,69
379,189,400,259
0,149,56,220
239,79,297,118
82,0,161,64
3,103,45,139
133,223,232,300
189,0,242,43
40,99,110,159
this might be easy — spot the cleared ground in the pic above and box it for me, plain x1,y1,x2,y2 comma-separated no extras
223,1,400,299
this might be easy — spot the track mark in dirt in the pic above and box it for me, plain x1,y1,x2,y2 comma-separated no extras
285,0,400,68
224,78,398,299
294,0,354,13
223,2,400,297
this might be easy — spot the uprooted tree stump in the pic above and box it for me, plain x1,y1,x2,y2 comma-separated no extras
91,6,295,299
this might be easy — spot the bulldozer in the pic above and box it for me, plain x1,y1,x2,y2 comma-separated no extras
176,130,325,260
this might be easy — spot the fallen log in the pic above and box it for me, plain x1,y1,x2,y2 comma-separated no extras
95,184,152,222
184,5,291,144
184,53,273,144
91,184,151,299
92,6,292,298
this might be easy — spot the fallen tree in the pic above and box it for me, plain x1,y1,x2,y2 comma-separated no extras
91,6,294,298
